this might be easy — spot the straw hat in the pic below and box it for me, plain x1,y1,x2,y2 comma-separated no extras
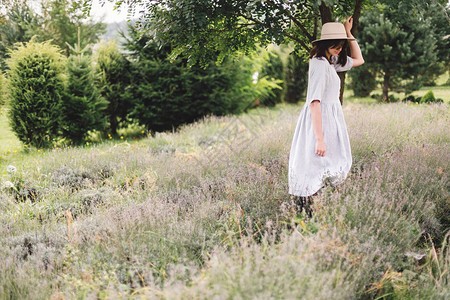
312,22,355,44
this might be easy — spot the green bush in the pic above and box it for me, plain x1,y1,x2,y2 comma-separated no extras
123,26,254,132
402,95,420,103
386,95,399,103
94,40,132,136
420,91,442,104
61,54,107,144
259,50,284,106
284,53,308,103
421,62,447,87
0,72,5,106
349,65,377,97
7,39,66,148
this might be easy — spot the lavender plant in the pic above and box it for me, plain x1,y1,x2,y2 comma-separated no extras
0,103,448,299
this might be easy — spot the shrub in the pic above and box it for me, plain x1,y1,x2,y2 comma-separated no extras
123,26,255,132
7,39,66,148
372,93,399,103
349,65,377,97
259,50,284,106
403,95,420,103
61,54,107,144
420,91,436,103
2,165,39,203
386,94,399,103
0,103,448,298
420,91,443,104
0,72,5,106
421,62,447,87
94,40,132,136
284,53,308,103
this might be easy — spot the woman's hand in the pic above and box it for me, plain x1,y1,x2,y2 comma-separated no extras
310,100,325,157
315,139,326,157
343,15,365,67
344,16,353,34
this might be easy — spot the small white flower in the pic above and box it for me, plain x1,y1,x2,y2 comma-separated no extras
2,181,15,189
7,165,17,174
405,251,426,260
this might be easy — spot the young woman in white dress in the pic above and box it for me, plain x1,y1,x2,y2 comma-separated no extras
288,17,365,217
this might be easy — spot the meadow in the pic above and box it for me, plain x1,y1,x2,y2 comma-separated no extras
0,97,449,298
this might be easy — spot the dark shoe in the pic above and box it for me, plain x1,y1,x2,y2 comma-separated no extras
293,196,314,218
305,197,314,218
293,196,306,214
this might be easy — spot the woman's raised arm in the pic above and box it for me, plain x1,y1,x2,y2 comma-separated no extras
344,16,364,67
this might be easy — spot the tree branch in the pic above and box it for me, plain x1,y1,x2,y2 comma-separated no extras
207,23,258,34
237,13,310,52
283,33,311,52
265,0,313,41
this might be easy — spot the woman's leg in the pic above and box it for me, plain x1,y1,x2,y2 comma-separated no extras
293,196,314,218
305,196,314,218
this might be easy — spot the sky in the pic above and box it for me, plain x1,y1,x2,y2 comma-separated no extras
5,1,133,24
89,0,131,23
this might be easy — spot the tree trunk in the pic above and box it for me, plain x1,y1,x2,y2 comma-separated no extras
352,0,364,36
383,73,390,102
319,3,333,23
337,0,365,105
110,116,118,136
313,16,318,40
338,72,346,105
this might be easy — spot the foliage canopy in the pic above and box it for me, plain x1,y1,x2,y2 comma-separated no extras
83,0,369,66
123,24,278,132
354,0,448,100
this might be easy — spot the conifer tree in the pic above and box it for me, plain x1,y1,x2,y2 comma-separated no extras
349,65,377,97
94,40,131,136
7,39,66,148
0,2,40,71
0,72,5,106
284,53,308,103
61,28,107,144
40,0,105,57
122,25,257,132
354,1,441,101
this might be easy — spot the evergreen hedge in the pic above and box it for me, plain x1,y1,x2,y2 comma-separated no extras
61,54,107,144
0,72,5,106
259,50,284,106
349,65,377,97
124,27,254,132
94,41,131,136
7,39,66,148
420,91,443,104
284,53,308,103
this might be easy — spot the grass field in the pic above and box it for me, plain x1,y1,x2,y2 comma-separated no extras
0,96,448,298
1,75,448,154
344,72,450,104
0,108,22,154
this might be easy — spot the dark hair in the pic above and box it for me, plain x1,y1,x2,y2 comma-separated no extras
309,39,348,66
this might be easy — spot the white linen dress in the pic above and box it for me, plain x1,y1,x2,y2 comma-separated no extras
288,55,353,197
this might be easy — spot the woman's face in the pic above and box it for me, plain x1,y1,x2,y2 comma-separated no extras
327,41,344,57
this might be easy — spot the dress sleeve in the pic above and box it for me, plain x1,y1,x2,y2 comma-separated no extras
333,56,353,72
306,58,328,104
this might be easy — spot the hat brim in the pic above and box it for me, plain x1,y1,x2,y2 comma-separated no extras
312,37,356,44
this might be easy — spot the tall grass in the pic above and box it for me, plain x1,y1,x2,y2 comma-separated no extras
0,102,448,299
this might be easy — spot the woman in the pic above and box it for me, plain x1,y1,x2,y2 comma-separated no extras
288,16,364,217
